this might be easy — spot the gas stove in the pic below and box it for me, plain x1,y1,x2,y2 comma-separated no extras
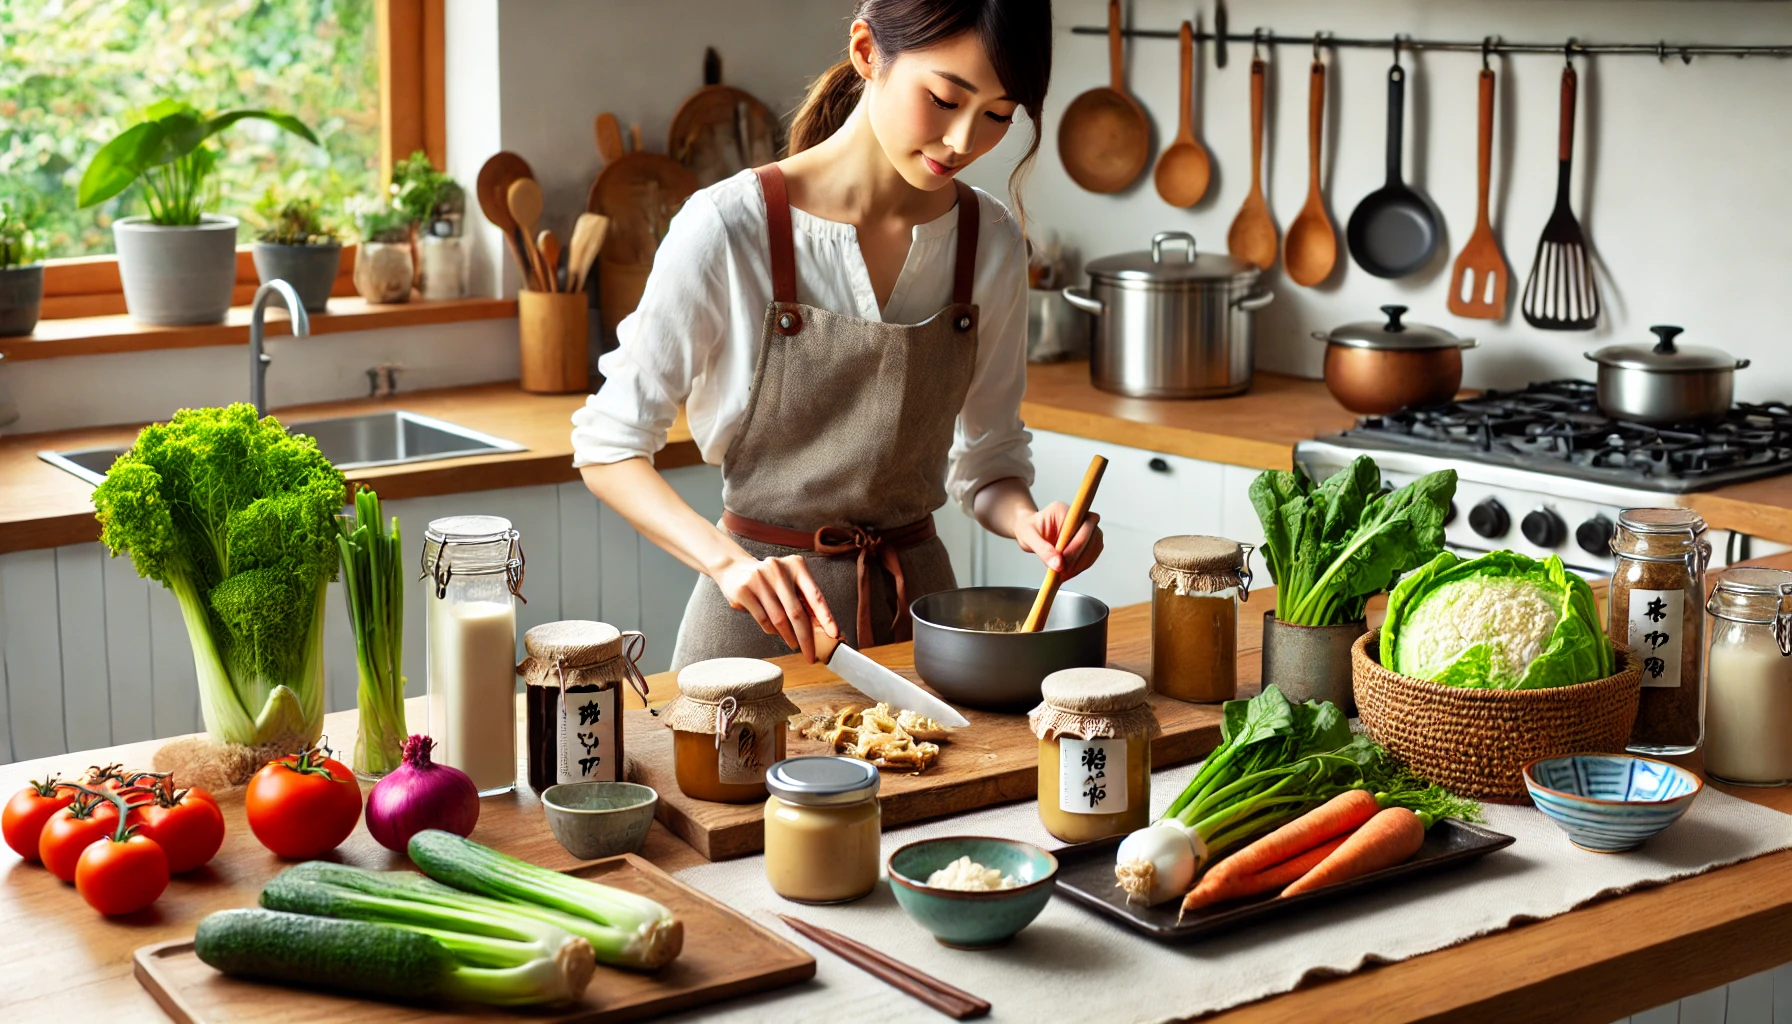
1295,380,1792,575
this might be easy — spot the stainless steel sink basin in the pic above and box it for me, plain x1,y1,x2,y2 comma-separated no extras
38,410,528,486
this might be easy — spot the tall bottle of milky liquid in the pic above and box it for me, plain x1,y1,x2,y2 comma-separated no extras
1704,567,1792,787
423,516,525,796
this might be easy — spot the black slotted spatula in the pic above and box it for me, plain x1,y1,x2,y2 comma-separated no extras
1522,63,1600,330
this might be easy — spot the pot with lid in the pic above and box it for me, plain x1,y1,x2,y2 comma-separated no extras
1063,231,1273,399
1584,325,1749,425
1312,305,1478,415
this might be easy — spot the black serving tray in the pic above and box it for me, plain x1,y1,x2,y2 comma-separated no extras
1054,818,1516,940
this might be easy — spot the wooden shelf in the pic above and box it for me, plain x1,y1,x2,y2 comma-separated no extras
0,296,517,362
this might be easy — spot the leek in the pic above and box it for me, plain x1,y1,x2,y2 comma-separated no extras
336,487,406,776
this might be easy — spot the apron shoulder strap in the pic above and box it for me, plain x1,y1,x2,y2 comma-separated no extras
754,164,798,305
952,180,980,307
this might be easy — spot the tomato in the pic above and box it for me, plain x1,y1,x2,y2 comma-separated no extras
138,792,225,873
39,802,116,882
3,778,74,863
245,747,362,859
75,834,168,915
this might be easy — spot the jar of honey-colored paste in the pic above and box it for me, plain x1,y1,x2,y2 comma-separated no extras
763,756,882,904
1029,667,1159,844
1150,535,1252,704
661,658,799,803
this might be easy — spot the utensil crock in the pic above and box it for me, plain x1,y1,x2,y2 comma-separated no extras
1261,612,1366,715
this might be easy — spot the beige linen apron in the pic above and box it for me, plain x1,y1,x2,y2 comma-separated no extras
669,164,982,669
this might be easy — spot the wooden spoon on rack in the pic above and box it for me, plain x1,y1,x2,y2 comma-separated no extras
1020,455,1108,633
1284,59,1338,287
1227,58,1279,270
1154,20,1211,207
506,178,550,294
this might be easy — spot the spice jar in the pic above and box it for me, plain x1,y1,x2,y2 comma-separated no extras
1608,508,1711,755
518,621,651,793
1029,667,1159,844
422,515,526,796
662,658,799,803
763,756,882,903
1704,567,1792,786
1150,536,1252,703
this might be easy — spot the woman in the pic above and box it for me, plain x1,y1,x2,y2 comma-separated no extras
572,0,1101,670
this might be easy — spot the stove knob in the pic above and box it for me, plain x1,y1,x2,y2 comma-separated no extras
1522,508,1566,548
1468,499,1509,540
1576,515,1615,557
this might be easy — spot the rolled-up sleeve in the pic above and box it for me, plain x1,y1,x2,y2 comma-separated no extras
945,208,1034,512
571,193,731,467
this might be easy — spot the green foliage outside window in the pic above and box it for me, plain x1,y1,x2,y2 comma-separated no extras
0,193,45,267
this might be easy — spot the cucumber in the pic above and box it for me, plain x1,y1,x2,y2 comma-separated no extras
194,908,453,1001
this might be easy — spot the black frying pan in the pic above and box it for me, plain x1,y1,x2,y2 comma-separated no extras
1347,62,1439,278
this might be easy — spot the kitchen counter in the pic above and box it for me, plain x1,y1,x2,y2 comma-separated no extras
2,572,1789,1024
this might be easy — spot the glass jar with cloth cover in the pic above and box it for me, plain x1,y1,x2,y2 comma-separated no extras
663,657,801,803
1151,536,1253,703
519,621,651,793
1030,668,1160,843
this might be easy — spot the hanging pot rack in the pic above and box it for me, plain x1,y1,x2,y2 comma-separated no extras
1067,24,1792,63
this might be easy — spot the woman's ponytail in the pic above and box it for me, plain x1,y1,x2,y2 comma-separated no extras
788,59,864,155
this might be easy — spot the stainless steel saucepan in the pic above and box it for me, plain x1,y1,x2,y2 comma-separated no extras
1584,325,1749,424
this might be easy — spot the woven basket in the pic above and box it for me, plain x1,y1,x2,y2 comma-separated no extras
1352,630,1643,804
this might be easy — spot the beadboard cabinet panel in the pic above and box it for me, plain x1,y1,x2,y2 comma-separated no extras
0,583,11,764
3,549,66,760
55,544,111,752
102,554,154,745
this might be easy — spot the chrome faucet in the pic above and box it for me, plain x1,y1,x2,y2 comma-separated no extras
249,280,309,417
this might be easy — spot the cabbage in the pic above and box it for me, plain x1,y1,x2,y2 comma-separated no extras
1381,550,1614,690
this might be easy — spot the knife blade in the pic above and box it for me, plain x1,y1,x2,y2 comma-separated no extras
812,628,970,729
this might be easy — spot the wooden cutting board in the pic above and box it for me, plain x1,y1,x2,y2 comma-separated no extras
131,854,814,1024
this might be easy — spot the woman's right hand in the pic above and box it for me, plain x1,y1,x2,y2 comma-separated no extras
713,554,839,662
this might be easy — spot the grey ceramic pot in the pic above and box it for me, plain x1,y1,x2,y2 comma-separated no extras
252,241,341,313
113,215,239,325
0,264,44,337
1260,612,1367,716
910,587,1109,711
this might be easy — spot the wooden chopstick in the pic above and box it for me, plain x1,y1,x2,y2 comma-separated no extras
777,914,991,1019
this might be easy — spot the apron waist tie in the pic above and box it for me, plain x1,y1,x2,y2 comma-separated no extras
720,510,937,645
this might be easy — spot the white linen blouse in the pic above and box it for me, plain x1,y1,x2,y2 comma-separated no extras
569,168,1034,514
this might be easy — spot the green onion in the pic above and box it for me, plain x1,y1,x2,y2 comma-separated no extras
337,487,406,776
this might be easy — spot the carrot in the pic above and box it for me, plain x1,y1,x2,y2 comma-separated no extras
1203,789,1381,888
1179,833,1350,917
1279,806,1425,898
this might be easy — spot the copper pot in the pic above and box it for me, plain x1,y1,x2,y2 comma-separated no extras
1313,305,1476,415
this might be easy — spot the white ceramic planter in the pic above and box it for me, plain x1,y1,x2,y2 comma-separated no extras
418,235,466,300
113,215,239,325
354,241,413,304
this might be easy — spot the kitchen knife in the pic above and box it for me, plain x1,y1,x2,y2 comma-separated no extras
811,627,970,729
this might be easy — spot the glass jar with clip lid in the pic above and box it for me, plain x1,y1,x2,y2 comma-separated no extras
1704,567,1792,785
422,515,526,796
1607,508,1710,755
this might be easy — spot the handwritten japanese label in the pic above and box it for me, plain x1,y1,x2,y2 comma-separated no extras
557,688,618,783
1626,588,1683,689
718,723,770,784
1058,737,1127,815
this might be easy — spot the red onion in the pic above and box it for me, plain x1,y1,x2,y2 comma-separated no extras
365,735,479,852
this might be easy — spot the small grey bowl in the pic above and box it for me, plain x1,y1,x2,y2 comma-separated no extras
911,587,1109,711
539,782,657,860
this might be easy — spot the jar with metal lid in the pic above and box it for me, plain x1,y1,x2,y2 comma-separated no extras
661,658,799,803
763,756,882,904
421,515,526,796
1608,508,1710,755
1703,567,1792,786
1029,667,1159,844
518,621,650,793
1151,536,1252,703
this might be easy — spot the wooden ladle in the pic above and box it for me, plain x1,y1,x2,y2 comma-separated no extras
1284,60,1338,287
1020,455,1109,633
1057,0,1150,194
506,178,549,295
1226,58,1278,271
475,151,537,289
1154,21,1211,207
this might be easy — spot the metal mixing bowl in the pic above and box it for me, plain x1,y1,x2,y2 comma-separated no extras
910,587,1110,712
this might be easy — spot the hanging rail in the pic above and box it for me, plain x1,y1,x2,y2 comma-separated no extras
1067,26,1792,62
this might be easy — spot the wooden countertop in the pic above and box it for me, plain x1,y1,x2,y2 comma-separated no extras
3,570,1791,1024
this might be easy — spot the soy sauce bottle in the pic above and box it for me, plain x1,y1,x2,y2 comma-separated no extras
517,621,648,792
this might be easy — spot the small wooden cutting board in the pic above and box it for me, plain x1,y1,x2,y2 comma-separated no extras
132,854,814,1024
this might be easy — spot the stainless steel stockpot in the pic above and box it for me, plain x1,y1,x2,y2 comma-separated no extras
1584,325,1749,425
1063,231,1274,399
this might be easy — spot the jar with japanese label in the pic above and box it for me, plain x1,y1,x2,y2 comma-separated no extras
422,515,526,796
1703,567,1792,786
763,756,882,904
518,621,651,794
1608,508,1711,755
662,658,799,803
1150,536,1253,703
1029,667,1159,844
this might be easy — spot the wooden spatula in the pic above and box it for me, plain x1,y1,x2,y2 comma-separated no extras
506,178,549,295
1447,68,1510,319
567,212,610,293
1021,455,1109,633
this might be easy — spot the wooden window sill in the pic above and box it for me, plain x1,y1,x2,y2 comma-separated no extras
0,296,518,363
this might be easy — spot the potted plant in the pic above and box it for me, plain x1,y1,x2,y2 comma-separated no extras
0,195,45,337
391,151,467,299
352,197,416,304
76,100,320,325
250,191,342,314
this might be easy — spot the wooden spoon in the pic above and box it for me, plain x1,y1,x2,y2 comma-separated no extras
567,212,610,293
1227,58,1278,271
506,178,549,294
475,151,538,289
1021,455,1109,633
537,229,562,293
595,113,625,166
1057,0,1150,194
1284,60,1338,287
1154,21,1211,208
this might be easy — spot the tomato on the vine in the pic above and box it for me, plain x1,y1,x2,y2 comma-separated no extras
138,789,225,874
39,791,121,882
3,777,75,863
245,746,362,859
75,833,169,915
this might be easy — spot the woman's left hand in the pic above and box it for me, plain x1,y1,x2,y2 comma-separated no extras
1014,503,1103,579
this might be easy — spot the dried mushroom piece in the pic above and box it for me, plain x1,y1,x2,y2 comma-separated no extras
789,702,944,772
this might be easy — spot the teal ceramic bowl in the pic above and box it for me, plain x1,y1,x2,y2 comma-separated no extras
887,836,1058,949
540,782,657,860
1522,753,1702,852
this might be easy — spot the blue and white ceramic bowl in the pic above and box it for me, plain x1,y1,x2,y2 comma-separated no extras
1522,753,1703,852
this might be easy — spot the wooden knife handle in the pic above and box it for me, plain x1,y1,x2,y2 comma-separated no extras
811,624,841,664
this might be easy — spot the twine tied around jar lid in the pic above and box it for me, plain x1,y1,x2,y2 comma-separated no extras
1029,667,1161,742
1150,535,1254,599
662,657,801,749
516,620,654,715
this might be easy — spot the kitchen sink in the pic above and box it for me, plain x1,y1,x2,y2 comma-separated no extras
37,410,529,487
